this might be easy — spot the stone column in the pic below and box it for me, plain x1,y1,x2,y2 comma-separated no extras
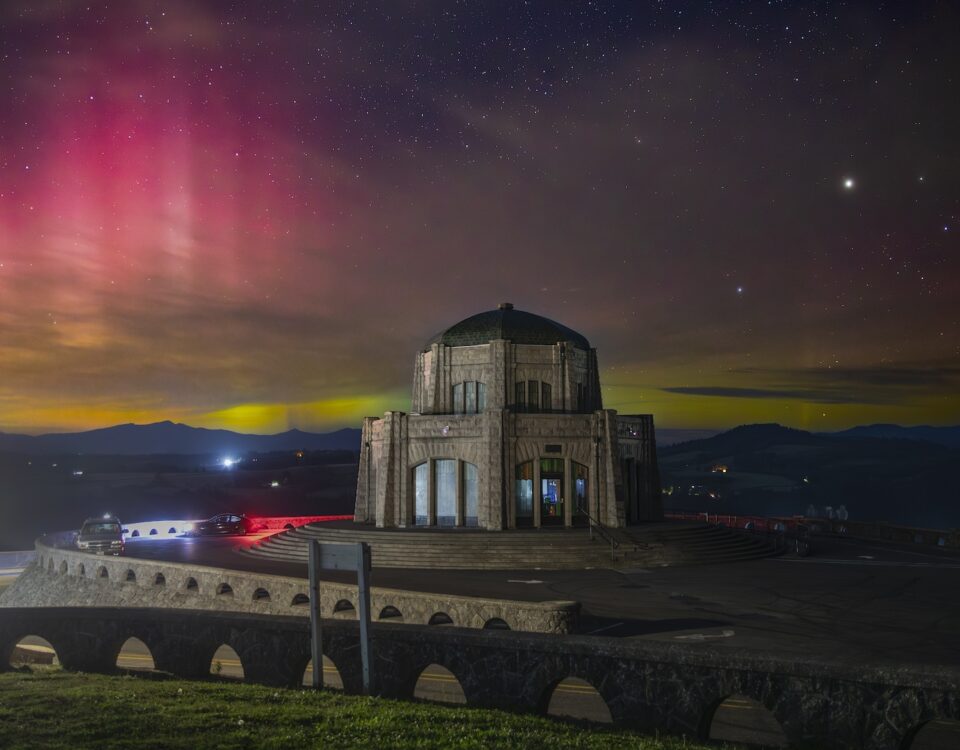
455,459,464,526
533,457,541,528
427,458,437,526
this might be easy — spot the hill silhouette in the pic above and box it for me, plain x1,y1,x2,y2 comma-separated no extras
0,421,360,455
660,423,958,528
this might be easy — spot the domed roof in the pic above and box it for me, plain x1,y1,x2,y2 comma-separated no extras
424,303,590,351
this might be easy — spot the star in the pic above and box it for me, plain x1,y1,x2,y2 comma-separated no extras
736,286,744,295
843,177,855,190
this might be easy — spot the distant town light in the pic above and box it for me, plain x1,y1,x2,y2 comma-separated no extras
270,480,280,488
222,457,237,468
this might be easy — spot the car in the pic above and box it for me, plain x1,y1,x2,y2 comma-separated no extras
76,516,124,555
188,513,252,536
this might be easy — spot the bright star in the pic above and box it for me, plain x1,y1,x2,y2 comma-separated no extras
736,286,744,295
843,177,855,190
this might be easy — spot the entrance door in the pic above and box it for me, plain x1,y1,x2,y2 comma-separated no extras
540,477,564,525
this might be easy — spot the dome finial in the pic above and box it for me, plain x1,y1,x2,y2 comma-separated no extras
498,302,514,310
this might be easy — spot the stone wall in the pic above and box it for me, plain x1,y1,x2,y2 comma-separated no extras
0,540,579,635
0,605,956,750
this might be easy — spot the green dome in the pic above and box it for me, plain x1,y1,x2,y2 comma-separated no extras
424,303,590,351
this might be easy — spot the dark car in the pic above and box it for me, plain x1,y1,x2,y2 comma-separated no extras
76,516,124,555
189,513,252,536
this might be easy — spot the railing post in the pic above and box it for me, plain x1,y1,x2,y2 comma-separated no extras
356,542,373,695
308,540,323,689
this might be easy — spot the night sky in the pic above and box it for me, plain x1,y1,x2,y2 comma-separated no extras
1,1,958,435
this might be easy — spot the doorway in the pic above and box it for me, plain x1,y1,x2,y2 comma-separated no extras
541,477,564,524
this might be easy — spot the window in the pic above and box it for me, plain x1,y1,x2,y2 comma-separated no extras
436,460,457,526
452,382,484,414
515,381,525,409
465,381,476,414
464,463,478,527
414,463,429,526
574,462,589,513
541,382,552,411
528,380,539,411
576,382,585,411
453,383,464,414
515,462,533,520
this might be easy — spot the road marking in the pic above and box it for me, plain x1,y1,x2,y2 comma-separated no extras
587,622,625,635
674,629,735,641
773,558,960,569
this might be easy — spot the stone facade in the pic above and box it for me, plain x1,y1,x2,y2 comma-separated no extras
356,304,662,530
2,605,957,749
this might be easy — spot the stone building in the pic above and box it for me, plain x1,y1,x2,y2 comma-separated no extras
354,304,661,530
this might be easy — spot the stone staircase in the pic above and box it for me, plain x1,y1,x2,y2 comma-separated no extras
238,521,776,570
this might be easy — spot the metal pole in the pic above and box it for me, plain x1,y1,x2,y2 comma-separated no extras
356,542,373,695
308,540,323,689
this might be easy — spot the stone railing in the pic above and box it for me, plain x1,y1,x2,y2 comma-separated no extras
0,537,578,635
0,605,956,750
666,511,960,551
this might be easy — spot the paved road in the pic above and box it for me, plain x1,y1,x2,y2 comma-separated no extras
123,532,960,667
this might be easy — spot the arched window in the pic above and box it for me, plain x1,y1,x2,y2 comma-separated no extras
413,463,429,526
515,461,534,525
463,462,478,527
435,459,457,527
573,462,589,516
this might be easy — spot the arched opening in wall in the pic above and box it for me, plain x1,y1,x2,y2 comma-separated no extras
301,656,344,690
167,527,177,535
209,645,244,680
184,577,199,593
216,583,233,597
332,600,356,618
124,569,136,583
115,637,155,672
413,664,466,705
283,524,295,531
131,530,140,537
544,677,612,724
704,695,788,748
8,636,60,669
149,528,158,536
903,719,960,750
483,618,510,630
252,588,271,602
291,593,309,607
378,606,403,622
428,612,453,626
58,560,67,575
76,563,85,577
97,566,109,579
154,573,166,586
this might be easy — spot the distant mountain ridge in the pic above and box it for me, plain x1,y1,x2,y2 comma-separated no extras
0,421,361,455
829,423,960,449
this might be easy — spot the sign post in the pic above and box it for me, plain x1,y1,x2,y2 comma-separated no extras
307,540,373,694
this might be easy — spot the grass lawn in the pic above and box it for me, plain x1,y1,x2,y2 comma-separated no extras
0,667,724,750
